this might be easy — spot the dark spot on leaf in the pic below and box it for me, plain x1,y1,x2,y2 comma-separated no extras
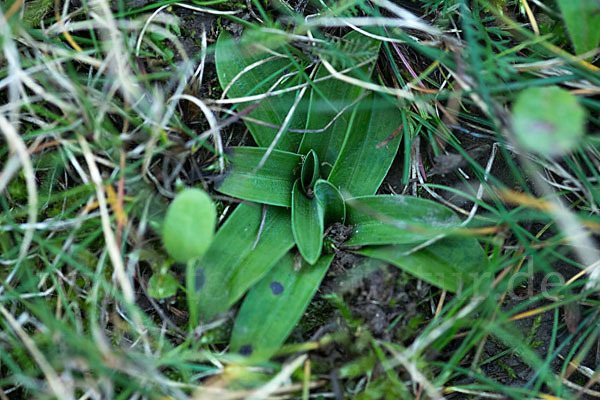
195,269,205,291
270,281,284,295
239,345,253,356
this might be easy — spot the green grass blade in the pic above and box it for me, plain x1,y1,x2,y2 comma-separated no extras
314,179,345,225
194,203,294,319
355,235,488,292
230,253,334,361
328,93,402,197
216,147,301,207
345,195,460,246
215,31,306,151
292,180,324,264
298,32,381,176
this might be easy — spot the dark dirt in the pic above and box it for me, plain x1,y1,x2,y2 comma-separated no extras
340,264,430,338
434,241,599,399
427,130,520,208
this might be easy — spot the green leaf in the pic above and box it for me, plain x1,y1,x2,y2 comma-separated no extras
162,188,216,263
194,204,294,319
328,93,402,197
354,235,487,293
292,180,324,264
314,179,345,225
147,272,179,299
345,195,460,246
215,31,306,152
230,253,334,361
301,149,320,193
512,86,586,157
556,0,600,56
298,32,381,176
216,147,301,207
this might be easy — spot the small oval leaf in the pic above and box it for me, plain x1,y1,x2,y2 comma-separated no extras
301,150,320,193
314,179,345,225
163,188,216,263
292,179,324,264
512,86,586,157
147,272,179,299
